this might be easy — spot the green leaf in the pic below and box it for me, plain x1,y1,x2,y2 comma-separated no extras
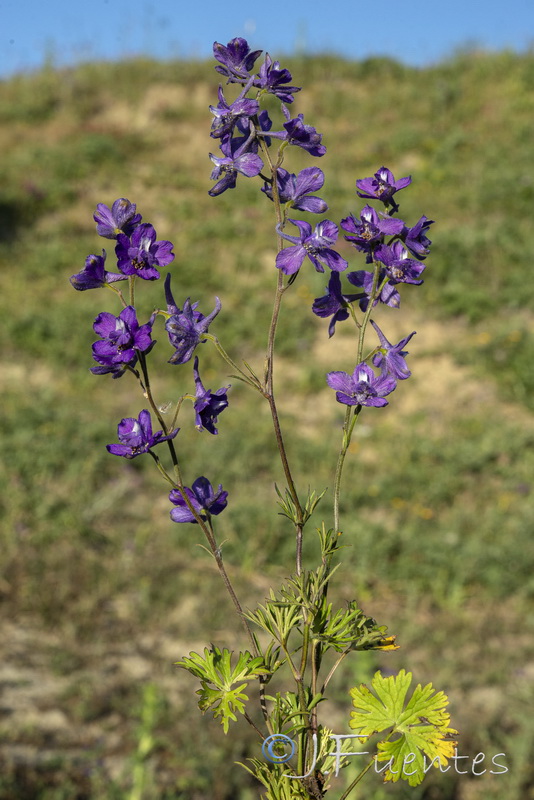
313,601,398,653
303,486,327,522
245,587,302,645
349,669,458,786
197,680,249,734
176,646,267,733
273,485,327,526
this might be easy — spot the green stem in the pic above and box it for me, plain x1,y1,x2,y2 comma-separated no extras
178,483,259,658
298,621,310,679
169,396,185,432
128,274,136,308
337,756,376,800
357,265,385,364
256,134,314,768
333,406,362,533
332,262,385,533
136,357,259,664
137,352,168,434
147,451,176,487
204,333,263,392
243,711,265,739
258,135,305,575
105,282,128,308
309,639,321,741
320,650,349,694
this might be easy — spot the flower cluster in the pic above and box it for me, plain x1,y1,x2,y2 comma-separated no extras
208,39,434,412
208,37,329,210
318,166,433,407
209,37,349,285
70,199,175,289
70,200,228,524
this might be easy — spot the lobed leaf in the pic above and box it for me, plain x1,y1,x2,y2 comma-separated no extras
176,645,268,732
349,669,458,786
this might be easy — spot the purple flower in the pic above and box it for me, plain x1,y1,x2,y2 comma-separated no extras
270,110,326,157
341,205,404,260
374,241,426,285
276,219,348,275
213,38,262,83
231,109,272,148
210,83,259,140
90,363,130,379
70,250,127,291
327,362,396,407
193,357,230,434
164,275,221,365
347,269,401,311
312,272,362,337
254,53,300,103
371,321,416,380
209,135,263,197
169,477,228,523
164,272,182,316
106,410,179,459
115,224,174,281
90,305,154,375
262,167,328,213
401,215,434,258
93,198,142,239
356,167,412,213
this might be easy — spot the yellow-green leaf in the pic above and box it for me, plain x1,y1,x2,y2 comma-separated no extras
349,669,458,786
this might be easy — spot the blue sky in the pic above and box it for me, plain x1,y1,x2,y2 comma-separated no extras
2,0,534,78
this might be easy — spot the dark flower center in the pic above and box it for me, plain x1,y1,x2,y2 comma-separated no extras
375,179,391,198
354,384,374,402
131,249,155,270
389,266,405,280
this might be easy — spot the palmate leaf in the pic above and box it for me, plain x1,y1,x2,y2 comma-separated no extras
176,646,267,733
197,680,249,734
349,669,458,786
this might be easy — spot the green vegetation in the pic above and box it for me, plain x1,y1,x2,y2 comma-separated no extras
0,49,533,799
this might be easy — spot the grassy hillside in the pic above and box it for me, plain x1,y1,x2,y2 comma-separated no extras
0,49,533,799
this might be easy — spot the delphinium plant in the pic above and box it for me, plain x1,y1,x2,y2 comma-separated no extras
70,37,457,799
